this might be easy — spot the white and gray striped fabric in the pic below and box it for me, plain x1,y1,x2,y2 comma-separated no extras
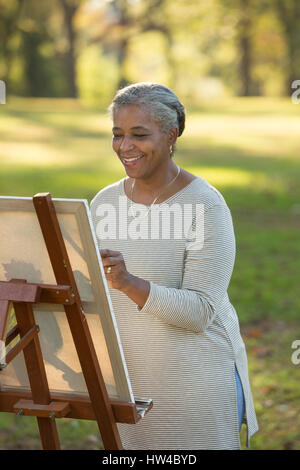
90,175,259,450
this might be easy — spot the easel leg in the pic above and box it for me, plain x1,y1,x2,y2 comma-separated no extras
13,301,60,450
37,417,60,450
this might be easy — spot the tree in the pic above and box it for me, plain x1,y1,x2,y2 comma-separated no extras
273,0,300,94
80,0,175,91
217,0,260,96
236,0,254,96
0,0,25,84
58,0,83,98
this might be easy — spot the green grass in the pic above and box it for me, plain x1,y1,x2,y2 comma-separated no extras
0,414,101,450
240,321,300,450
0,96,299,450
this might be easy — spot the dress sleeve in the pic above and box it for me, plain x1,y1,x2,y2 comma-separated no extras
136,203,236,332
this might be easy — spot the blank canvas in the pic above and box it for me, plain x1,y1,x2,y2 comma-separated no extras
0,196,134,403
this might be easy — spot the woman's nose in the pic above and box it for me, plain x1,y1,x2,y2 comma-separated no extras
119,135,134,151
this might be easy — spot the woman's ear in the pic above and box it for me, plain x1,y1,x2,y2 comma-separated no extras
167,127,179,158
168,126,179,146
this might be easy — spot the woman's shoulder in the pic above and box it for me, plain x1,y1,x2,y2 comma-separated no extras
90,178,125,208
180,172,228,209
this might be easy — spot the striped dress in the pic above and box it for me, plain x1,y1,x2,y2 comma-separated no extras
90,175,259,450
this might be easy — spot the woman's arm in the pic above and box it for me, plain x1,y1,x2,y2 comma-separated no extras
128,203,236,333
100,203,236,333
119,274,151,308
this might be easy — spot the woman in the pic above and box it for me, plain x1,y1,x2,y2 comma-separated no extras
90,82,258,450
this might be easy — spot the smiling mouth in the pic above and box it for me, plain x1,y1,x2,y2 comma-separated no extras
122,155,145,165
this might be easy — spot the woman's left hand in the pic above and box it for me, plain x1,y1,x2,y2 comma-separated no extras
100,249,133,291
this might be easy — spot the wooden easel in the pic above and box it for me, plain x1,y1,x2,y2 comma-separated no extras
0,193,152,450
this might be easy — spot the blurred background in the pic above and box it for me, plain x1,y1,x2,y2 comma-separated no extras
0,0,299,450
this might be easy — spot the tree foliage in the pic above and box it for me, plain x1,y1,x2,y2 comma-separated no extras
0,0,298,100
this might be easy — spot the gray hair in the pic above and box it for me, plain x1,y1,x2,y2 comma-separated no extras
108,82,185,138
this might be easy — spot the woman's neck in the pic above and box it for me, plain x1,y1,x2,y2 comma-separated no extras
125,164,197,205
132,161,179,197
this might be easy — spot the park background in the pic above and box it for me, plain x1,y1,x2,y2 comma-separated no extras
0,0,299,450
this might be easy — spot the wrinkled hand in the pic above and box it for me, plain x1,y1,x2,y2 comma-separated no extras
100,249,133,291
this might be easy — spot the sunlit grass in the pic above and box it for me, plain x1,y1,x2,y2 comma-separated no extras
185,166,268,188
183,100,300,163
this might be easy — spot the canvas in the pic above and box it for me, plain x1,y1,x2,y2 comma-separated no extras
0,196,134,403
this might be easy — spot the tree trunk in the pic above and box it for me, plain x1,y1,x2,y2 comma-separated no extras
236,0,254,96
116,37,130,90
59,0,78,98
165,31,176,90
274,0,300,95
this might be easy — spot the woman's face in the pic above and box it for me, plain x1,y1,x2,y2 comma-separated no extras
112,104,173,179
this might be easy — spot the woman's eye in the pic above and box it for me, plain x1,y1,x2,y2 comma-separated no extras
112,134,148,139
